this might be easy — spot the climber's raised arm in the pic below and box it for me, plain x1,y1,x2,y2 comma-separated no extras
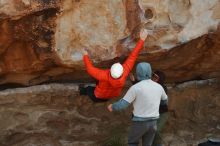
123,29,148,77
83,53,108,81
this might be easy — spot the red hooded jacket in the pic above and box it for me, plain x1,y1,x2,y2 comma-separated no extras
83,39,144,99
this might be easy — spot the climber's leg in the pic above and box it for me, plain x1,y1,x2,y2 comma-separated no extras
79,85,87,95
86,86,108,102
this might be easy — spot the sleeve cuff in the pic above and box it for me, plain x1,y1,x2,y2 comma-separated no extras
112,99,130,111
139,39,145,44
83,55,88,59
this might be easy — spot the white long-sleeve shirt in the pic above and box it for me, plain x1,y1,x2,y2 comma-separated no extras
123,79,168,118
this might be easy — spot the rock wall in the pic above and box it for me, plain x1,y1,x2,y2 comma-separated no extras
0,80,219,146
138,0,220,46
55,0,127,64
0,1,219,146
0,0,220,85
0,83,130,146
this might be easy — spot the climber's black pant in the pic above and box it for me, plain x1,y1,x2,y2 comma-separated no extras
79,86,108,102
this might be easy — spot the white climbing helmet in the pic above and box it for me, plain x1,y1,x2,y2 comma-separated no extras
110,63,124,79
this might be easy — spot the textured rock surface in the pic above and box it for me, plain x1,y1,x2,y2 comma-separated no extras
0,80,219,146
163,79,220,145
0,83,130,146
140,26,220,83
0,0,60,19
138,0,220,48
55,0,127,64
0,0,220,85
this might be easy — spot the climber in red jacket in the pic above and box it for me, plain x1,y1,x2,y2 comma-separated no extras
79,29,149,102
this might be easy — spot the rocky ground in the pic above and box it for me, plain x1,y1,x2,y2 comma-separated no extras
0,79,219,146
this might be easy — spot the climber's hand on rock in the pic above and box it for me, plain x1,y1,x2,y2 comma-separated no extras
82,48,88,56
140,29,148,41
107,104,113,112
